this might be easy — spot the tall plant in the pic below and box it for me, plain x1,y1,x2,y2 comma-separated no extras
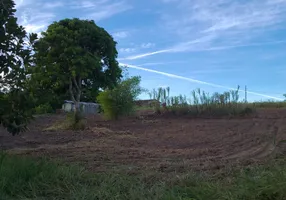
97,76,143,119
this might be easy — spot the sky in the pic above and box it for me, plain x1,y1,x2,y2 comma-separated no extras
14,0,286,101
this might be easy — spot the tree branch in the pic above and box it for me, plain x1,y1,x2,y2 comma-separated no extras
72,76,80,91
78,76,82,89
69,79,76,102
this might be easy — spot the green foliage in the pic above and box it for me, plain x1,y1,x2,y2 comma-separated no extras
97,76,143,119
148,87,170,113
27,74,70,111
34,103,53,115
32,18,122,114
149,87,170,104
0,90,34,134
0,0,36,134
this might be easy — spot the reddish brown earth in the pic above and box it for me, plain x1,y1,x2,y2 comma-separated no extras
1,108,286,173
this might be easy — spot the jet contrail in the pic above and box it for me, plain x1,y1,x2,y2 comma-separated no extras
120,40,286,61
120,63,284,101
118,49,172,61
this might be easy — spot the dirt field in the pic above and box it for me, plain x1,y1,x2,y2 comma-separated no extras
1,108,286,173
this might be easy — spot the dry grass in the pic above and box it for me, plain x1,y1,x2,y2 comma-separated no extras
43,113,86,131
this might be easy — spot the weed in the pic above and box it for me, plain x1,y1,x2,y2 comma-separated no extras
147,86,255,117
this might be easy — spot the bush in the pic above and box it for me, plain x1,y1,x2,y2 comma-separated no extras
97,76,144,120
34,103,53,114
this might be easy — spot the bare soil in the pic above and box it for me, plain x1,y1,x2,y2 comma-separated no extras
1,108,286,173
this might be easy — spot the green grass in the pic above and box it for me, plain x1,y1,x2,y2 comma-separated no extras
0,152,165,200
166,160,286,200
1,152,286,200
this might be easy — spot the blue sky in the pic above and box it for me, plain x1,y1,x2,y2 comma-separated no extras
14,0,286,101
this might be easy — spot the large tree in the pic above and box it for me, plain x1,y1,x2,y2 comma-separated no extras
33,18,122,115
0,0,36,135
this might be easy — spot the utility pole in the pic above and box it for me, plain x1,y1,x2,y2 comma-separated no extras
245,85,247,103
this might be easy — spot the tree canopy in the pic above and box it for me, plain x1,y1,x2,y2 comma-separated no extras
32,18,122,114
0,0,36,135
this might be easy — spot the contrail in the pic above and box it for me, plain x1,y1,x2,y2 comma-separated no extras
120,63,284,101
118,49,172,61
120,40,286,61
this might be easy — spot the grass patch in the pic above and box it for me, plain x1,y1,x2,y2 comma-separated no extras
165,160,286,200
44,112,86,131
0,152,165,200
1,152,286,199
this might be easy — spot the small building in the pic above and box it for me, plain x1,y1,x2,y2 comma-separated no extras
62,100,100,115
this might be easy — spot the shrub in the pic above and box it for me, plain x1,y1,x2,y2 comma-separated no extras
97,76,144,120
34,103,53,114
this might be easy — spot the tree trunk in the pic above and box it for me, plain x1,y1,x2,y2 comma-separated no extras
74,101,80,114
69,77,82,122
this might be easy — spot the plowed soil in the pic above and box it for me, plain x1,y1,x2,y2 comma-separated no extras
1,108,286,173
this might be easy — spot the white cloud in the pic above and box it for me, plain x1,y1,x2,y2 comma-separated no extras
120,63,284,101
24,24,46,33
70,0,132,21
113,31,129,39
19,10,55,33
141,43,155,48
42,2,64,9
136,61,187,67
119,48,136,53
14,0,28,9
14,0,131,34
162,0,286,34
14,0,58,33
151,0,286,58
